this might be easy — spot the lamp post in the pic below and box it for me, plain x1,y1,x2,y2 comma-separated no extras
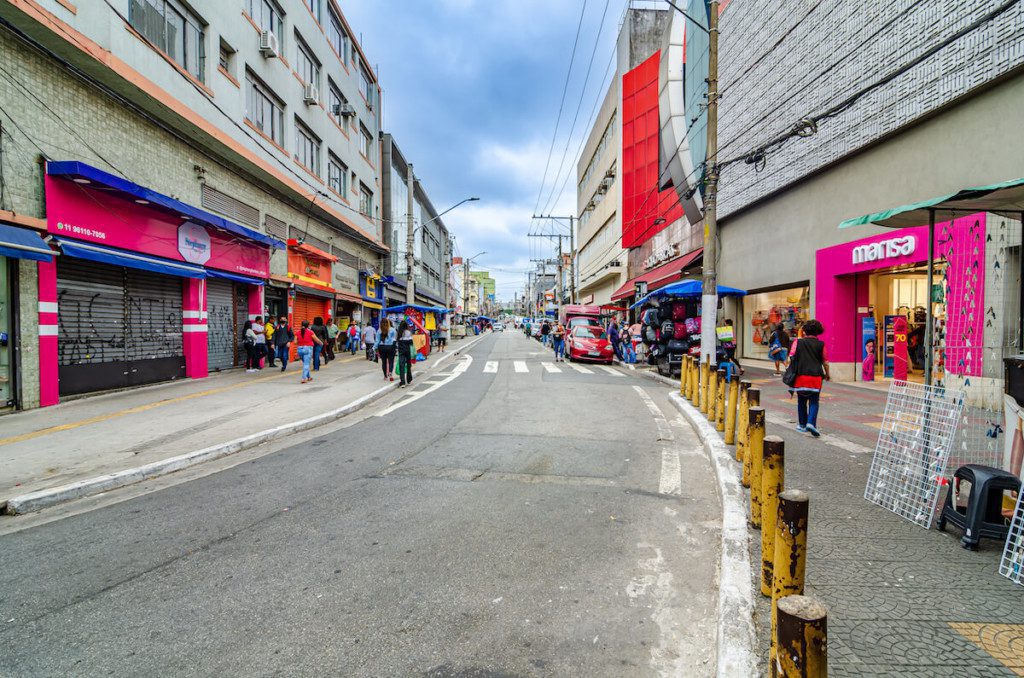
406,195,480,305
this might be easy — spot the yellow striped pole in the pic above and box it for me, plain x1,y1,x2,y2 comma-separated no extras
715,368,726,431
760,436,785,597
725,374,739,445
736,380,750,461
748,406,765,526
742,387,761,488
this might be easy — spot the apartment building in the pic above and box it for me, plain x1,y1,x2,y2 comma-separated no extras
0,0,387,409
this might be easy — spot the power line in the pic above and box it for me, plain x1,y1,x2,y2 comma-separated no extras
532,0,590,216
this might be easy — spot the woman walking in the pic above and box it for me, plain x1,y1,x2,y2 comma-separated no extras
295,319,322,384
396,320,415,387
311,316,329,370
768,323,791,375
242,320,258,372
551,322,566,362
788,319,830,437
376,318,397,381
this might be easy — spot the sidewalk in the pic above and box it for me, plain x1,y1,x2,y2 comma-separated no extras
742,366,1024,676
0,337,478,513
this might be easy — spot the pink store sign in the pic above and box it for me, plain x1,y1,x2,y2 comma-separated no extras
44,175,269,278
815,214,986,376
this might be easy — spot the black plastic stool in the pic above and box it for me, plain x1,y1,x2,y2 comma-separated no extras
938,464,1020,550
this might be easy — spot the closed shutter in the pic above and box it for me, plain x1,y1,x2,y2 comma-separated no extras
57,259,126,369
207,279,237,370
125,269,182,362
291,293,323,360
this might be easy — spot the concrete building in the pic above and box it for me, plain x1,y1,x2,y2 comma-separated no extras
379,133,451,309
0,0,388,410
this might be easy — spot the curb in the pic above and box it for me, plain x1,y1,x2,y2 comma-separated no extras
5,333,490,516
631,368,758,677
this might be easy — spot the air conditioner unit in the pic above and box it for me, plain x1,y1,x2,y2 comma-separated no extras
332,103,356,117
601,176,614,190
608,260,621,267
303,83,319,104
259,30,279,58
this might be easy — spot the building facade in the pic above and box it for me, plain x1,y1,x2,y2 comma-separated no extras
0,0,389,409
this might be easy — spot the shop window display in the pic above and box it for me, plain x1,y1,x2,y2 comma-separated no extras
742,287,810,360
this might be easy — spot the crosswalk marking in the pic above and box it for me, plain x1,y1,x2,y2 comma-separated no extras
566,362,593,374
541,362,561,373
484,361,498,373
598,365,624,377
513,360,529,373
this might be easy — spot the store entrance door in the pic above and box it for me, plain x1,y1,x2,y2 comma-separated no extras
0,257,14,408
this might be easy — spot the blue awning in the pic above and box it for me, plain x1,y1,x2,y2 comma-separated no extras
0,223,54,262
630,280,747,309
206,268,265,285
384,304,449,314
55,238,206,278
47,161,286,249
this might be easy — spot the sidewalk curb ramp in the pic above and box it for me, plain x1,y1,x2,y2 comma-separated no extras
632,367,759,678
4,334,489,516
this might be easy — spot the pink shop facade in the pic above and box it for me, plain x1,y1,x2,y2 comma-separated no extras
38,161,283,406
815,212,1018,396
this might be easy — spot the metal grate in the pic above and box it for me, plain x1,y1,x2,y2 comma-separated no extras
1000,490,1024,586
264,215,287,240
201,184,260,228
864,380,966,529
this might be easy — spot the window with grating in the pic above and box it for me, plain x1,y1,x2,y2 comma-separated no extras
201,184,260,228
331,245,360,268
264,215,287,239
294,230,330,252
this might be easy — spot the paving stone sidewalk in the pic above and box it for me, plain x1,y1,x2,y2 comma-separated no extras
745,367,1024,676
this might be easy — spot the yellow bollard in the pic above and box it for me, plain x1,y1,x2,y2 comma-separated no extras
715,368,726,431
772,489,809,670
774,595,827,678
747,406,765,526
680,354,688,396
760,436,785,597
699,361,710,413
707,368,719,422
742,388,761,488
736,380,750,461
725,375,739,445
688,357,697,402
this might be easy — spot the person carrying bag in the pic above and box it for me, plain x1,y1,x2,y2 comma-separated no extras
784,319,830,437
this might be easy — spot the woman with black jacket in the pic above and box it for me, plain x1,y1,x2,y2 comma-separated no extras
396,320,415,387
311,316,329,371
788,319,830,438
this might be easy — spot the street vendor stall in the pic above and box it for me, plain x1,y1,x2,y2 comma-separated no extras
383,304,449,361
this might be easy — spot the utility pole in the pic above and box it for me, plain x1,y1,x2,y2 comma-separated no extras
463,257,470,315
405,163,416,305
531,215,576,303
701,0,720,367
556,237,564,321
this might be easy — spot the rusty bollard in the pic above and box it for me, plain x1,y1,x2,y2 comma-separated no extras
747,407,765,526
715,367,726,432
742,387,761,488
736,380,750,462
706,367,719,422
725,374,739,445
774,595,827,678
687,356,697,402
761,436,785,597
700,361,711,413
772,490,809,669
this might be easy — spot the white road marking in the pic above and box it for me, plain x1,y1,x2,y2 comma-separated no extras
566,362,593,374
599,365,624,377
513,360,529,373
483,361,498,373
632,385,674,441
376,356,473,417
765,411,872,454
541,362,561,373
658,448,682,496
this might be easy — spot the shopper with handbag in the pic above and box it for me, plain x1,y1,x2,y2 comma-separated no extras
783,319,830,437
376,318,397,381
396,320,415,387
768,323,791,375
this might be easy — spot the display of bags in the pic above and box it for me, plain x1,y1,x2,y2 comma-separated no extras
684,317,700,334
753,327,763,344
671,302,687,321
659,320,675,337
672,324,687,340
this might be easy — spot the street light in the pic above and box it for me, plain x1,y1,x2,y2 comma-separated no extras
463,251,486,317
407,197,481,305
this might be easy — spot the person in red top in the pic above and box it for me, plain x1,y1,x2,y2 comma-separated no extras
295,319,323,384
788,319,830,437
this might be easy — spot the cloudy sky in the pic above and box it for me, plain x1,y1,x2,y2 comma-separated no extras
342,0,628,303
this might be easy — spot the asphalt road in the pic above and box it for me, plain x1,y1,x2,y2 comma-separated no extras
0,331,722,677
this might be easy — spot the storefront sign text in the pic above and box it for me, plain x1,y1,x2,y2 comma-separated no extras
644,243,679,270
852,236,916,265
178,222,211,264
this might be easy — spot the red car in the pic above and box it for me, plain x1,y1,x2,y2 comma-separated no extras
566,325,615,364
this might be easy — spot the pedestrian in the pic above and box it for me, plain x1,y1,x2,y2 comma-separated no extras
437,317,449,353
311,316,329,370
347,322,360,354
621,324,636,363
325,317,339,362
241,320,258,372
768,323,791,376
376,318,397,381
273,316,294,371
295,319,322,384
720,319,743,376
362,321,378,360
629,320,643,362
540,319,551,346
396,319,414,387
608,320,622,361
264,316,276,367
252,315,266,370
787,318,830,437
552,321,566,361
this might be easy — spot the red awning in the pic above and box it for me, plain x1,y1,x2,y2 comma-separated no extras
335,290,363,304
287,239,338,262
610,248,703,301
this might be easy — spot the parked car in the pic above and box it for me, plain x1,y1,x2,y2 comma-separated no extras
493,323,505,332
566,324,614,364
531,323,543,339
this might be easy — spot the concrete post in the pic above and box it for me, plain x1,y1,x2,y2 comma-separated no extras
725,374,739,444
772,489,809,669
748,406,765,526
774,595,827,678
715,367,726,431
761,436,785,597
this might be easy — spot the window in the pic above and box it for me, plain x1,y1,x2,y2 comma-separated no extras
245,70,285,145
359,65,374,106
129,0,205,81
359,183,373,216
218,44,230,70
295,120,321,174
327,80,348,127
327,153,347,197
359,124,372,158
294,34,320,89
247,0,284,41
327,7,349,64
303,0,320,22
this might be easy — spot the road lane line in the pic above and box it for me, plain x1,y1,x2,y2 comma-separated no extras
566,362,593,374
659,448,682,496
483,361,498,373
632,385,674,441
376,356,473,417
541,362,561,373
598,365,624,377
514,361,529,373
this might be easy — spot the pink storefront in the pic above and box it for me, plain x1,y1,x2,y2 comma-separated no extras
38,161,284,405
815,213,990,384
